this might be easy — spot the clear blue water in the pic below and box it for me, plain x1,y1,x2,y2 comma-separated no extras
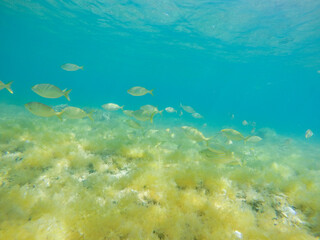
1,0,320,136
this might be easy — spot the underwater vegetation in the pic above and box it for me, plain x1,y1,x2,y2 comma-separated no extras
0,104,319,240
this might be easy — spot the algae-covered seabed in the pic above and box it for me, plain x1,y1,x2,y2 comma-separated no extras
0,104,319,240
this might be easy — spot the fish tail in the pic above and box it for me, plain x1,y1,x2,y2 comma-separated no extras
121,105,125,110
56,112,63,121
206,137,213,146
64,89,72,101
149,89,154,96
5,81,13,94
79,66,84,70
205,138,211,147
87,111,94,121
150,112,156,123
159,110,163,116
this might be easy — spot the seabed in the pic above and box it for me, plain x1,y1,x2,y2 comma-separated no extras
0,103,319,240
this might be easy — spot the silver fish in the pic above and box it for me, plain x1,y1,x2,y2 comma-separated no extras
102,103,124,111
245,136,262,143
62,106,93,121
221,129,245,141
165,107,177,113
127,86,153,96
132,109,156,123
32,84,71,101
25,102,62,120
192,113,203,119
180,103,196,113
182,126,210,143
61,63,83,71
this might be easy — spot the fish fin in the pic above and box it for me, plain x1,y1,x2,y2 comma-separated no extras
5,81,13,94
149,89,154,96
79,66,84,70
63,89,72,101
87,111,94,121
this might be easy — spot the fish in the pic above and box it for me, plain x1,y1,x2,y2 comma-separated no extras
0,81,13,94
165,107,177,113
125,119,142,129
61,106,93,121
25,102,62,120
200,147,240,165
305,129,313,139
132,109,156,123
123,110,134,117
32,84,72,101
221,129,245,141
180,103,196,113
179,110,183,116
242,120,248,126
102,103,124,111
192,113,203,119
245,136,262,143
140,105,163,115
61,63,83,71
181,126,211,144
127,87,153,96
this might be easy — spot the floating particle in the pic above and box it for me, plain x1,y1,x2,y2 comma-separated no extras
305,129,313,139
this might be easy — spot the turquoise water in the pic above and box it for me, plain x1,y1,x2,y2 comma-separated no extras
1,1,320,239
1,0,320,135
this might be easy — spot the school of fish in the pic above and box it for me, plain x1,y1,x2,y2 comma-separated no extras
0,62,315,148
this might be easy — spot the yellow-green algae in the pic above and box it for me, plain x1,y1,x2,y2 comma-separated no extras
0,104,320,240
